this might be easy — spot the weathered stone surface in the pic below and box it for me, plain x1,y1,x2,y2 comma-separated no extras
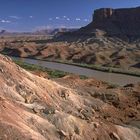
0,54,140,140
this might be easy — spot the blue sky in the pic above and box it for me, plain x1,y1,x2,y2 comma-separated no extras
0,0,140,32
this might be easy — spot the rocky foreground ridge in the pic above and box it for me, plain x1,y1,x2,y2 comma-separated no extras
0,54,140,140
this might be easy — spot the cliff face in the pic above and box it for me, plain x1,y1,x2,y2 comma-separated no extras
93,8,113,21
81,7,140,38
55,7,140,41
93,7,140,22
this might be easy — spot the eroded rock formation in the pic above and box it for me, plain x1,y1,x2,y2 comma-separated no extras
82,7,140,38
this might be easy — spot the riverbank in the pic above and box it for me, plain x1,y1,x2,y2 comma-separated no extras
14,59,88,79
12,57,140,86
11,55,140,77
42,59,140,77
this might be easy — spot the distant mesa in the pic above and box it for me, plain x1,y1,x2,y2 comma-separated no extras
0,30,7,34
0,30,10,35
56,7,140,40
35,28,77,35
0,28,78,36
81,7,140,38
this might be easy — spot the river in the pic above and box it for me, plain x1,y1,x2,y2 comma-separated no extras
12,57,140,86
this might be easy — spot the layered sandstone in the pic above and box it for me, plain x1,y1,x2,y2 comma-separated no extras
81,7,140,38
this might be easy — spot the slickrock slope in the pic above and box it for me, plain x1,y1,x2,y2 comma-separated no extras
0,54,140,140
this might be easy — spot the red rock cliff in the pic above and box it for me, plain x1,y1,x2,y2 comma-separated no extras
80,7,140,38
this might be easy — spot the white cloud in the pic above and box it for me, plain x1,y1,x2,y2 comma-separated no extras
76,18,81,21
84,19,89,22
29,16,33,18
1,20,11,23
67,18,70,21
49,18,53,20
56,17,60,20
9,16,20,19
63,16,67,18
